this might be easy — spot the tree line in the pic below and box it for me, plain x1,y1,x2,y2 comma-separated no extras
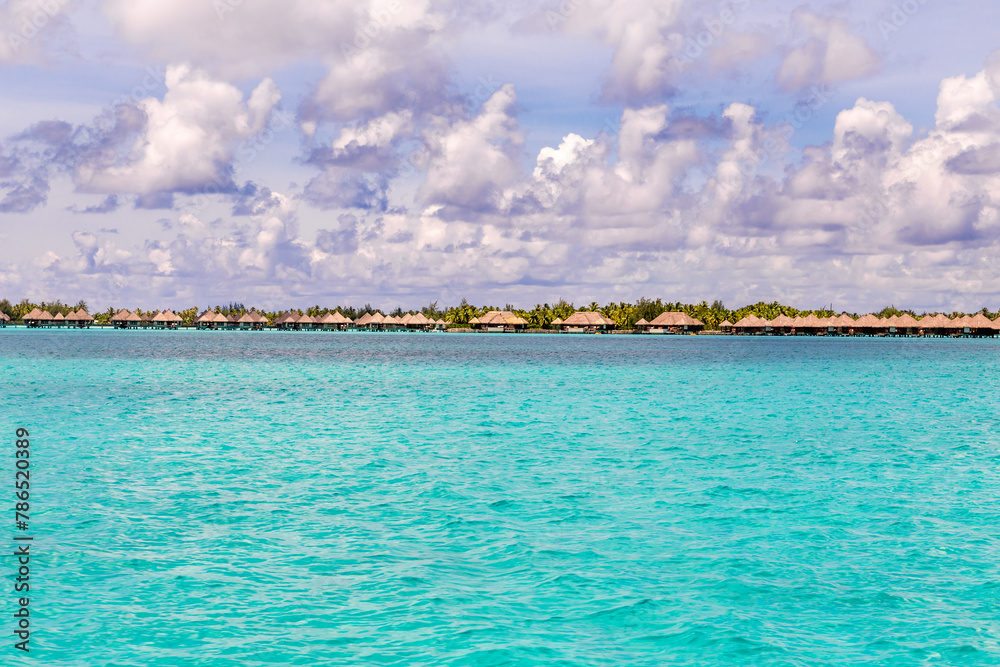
3,297,998,330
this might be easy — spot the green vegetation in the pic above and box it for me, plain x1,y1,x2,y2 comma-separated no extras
1,297,998,329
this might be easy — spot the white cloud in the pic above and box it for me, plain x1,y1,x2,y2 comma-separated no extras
418,84,524,210
777,10,879,90
74,65,281,196
0,0,75,65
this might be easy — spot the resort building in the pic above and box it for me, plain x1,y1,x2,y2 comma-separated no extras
471,311,528,332
560,311,616,332
151,310,182,329
733,315,767,334
65,310,94,328
637,312,705,334
0,312,9,327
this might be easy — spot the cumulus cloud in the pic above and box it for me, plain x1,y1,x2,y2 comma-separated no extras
0,0,75,65
75,65,281,196
777,10,879,90
418,84,524,211
0,66,281,213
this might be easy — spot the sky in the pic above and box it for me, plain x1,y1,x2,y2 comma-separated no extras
2,0,1000,313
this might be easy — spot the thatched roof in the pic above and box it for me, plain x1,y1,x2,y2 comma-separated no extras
920,313,950,328
563,311,615,326
719,320,732,327
468,316,481,325
436,318,446,325
194,310,214,324
831,314,855,327
734,315,766,327
650,312,704,327
125,311,141,322
854,314,882,327
35,310,54,321
399,313,414,325
329,311,352,324
896,314,919,327
316,312,337,324
297,314,316,324
152,311,171,322
354,312,374,326
949,315,972,329
23,308,43,320
370,312,385,324
237,312,256,323
551,317,563,326
802,314,824,327
110,309,131,322
968,313,994,329
383,315,399,324
635,318,650,326
769,314,794,327
0,312,9,321
53,312,65,321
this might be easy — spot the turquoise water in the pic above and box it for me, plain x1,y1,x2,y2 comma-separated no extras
2,330,1000,665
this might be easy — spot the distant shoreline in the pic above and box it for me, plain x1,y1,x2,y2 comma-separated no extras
1,323,996,339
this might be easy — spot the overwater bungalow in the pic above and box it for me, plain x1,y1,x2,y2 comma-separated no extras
893,314,920,336
470,311,528,332
719,319,733,333
237,312,257,330
560,311,616,332
329,312,352,330
965,313,996,337
828,314,855,335
919,313,951,336
853,314,883,336
110,309,130,329
151,311,171,329
767,314,794,335
354,312,385,329
551,317,563,329
52,312,66,326
194,310,214,329
798,314,825,335
0,311,9,327
733,315,766,334
641,312,705,334
404,313,432,330
34,310,54,327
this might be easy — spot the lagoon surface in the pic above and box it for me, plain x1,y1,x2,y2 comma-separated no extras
2,330,1000,665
